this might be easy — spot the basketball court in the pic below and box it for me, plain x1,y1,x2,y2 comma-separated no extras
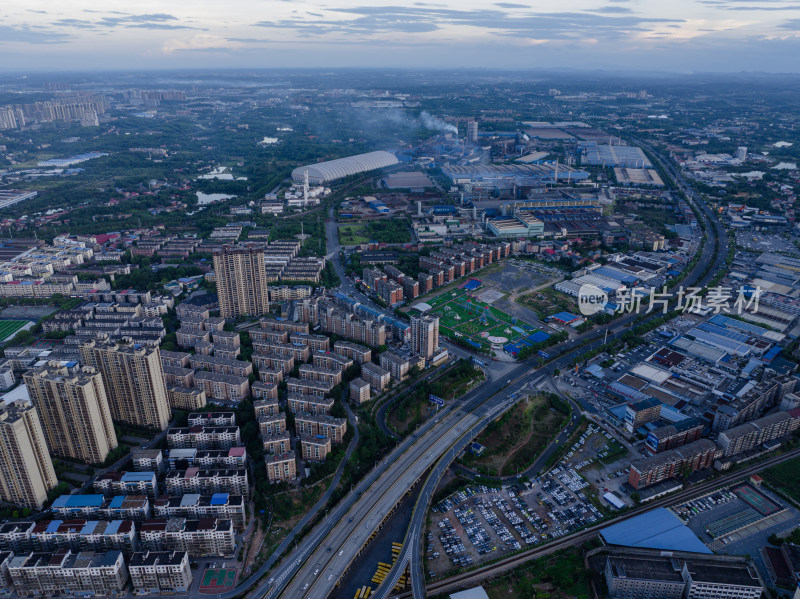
199,568,237,594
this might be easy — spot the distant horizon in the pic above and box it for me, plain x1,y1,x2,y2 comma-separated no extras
3,1,800,73
2,66,800,78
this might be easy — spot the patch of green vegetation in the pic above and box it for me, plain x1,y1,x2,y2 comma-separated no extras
388,359,484,435
462,393,570,477
338,217,412,245
460,546,591,599
763,456,800,505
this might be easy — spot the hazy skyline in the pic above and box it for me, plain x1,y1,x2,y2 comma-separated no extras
3,0,800,73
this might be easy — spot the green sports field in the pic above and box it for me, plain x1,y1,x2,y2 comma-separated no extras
0,320,29,342
426,288,536,351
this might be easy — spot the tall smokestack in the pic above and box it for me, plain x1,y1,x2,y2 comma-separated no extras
417,201,422,217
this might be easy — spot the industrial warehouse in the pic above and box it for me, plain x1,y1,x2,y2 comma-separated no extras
291,151,399,184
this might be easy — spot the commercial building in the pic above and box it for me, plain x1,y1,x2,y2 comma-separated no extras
79,338,171,431
8,550,128,598
0,401,57,509
23,362,118,464
213,244,271,319
411,314,440,360
128,550,192,595
265,452,297,483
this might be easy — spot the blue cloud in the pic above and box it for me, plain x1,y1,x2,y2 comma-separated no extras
0,25,71,44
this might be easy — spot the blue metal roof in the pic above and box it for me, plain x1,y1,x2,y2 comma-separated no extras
210,493,229,505
121,472,155,482
80,521,99,534
105,520,124,535
46,520,63,533
108,496,126,509
52,494,104,508
551,311,579,323
594,266,638,285
526,331,550,344
763,346,782,363
600,508,711,554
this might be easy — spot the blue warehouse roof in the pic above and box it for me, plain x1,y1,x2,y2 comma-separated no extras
600,508,711,554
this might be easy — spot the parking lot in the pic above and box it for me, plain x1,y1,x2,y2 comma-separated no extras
735,232,799,255
427,475,603,576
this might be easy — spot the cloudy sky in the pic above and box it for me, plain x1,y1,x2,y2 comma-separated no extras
3,0,800,72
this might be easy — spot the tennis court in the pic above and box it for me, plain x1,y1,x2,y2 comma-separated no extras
733,483,781,515
199,568,236,593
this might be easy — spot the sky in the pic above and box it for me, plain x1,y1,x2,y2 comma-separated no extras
3,0,800,72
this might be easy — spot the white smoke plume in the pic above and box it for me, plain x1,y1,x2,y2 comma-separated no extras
419,111,458,134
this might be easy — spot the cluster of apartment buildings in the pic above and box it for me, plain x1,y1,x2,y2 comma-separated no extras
0,240,113,298
0,548,195,597
246,318,354,480
417,241,511,292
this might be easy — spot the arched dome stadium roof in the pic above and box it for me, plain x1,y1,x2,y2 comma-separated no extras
292,151,399,184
